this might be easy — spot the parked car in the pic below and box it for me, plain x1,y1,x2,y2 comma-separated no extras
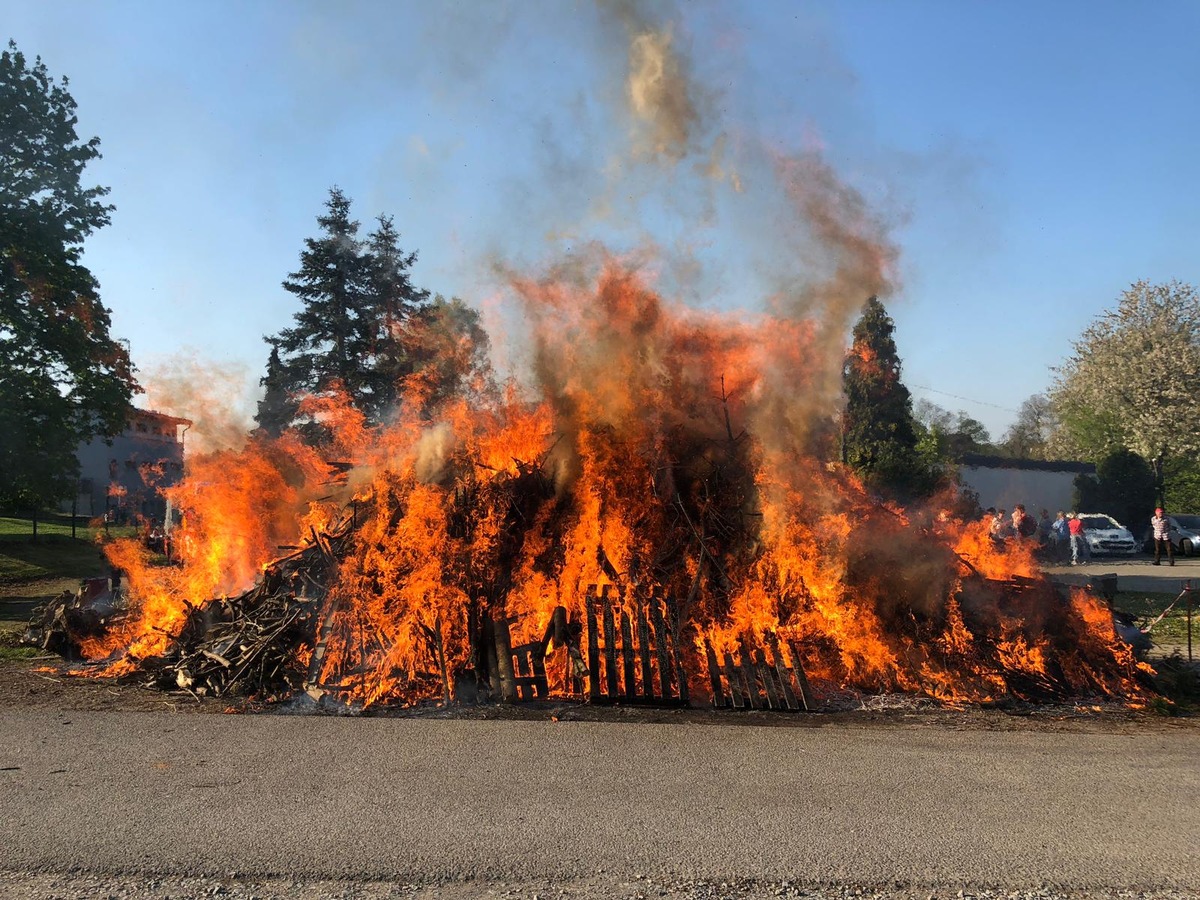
1137,514,1200,555
1077,514,1138,556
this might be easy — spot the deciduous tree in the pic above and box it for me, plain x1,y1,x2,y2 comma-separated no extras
0,41,138,513
1001,393,1056,460
1049,280,1200,504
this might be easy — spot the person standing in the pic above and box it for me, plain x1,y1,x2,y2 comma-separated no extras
1151,507,1175,566
1051,510,1070,562
1068,513,1088,566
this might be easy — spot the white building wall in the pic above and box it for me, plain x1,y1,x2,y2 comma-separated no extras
959,466,1081,516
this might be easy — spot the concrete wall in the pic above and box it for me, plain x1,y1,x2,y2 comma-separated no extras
959,466,1080,516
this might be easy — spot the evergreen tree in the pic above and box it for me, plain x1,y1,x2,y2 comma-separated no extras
254,347,297,438
362,214,429,417
0,41,138,513
264,187,367,408
259,190,433,432
841,297,932,498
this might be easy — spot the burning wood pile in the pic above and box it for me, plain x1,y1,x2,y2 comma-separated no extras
24,264,1153,711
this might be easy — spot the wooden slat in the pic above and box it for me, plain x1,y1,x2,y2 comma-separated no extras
637,600,653,698
705,639,725,707
530,647,548,700
513,648,526,702
585,585,600,701
786,640,813,711
493,616,517,703
620,609,636,700
738,638,758,709
668,596,689,704
754,649,781,709
723,651,745,709
767,638,797,710
650,592,674,697
602,587,619,699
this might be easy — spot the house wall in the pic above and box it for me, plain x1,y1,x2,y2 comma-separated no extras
63,416,186,521
959,466,1080,516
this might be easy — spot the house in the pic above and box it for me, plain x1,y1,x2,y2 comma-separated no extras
957,454,1095,515
65,409,193,522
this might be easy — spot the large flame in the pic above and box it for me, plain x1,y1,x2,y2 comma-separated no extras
87,260,1145,706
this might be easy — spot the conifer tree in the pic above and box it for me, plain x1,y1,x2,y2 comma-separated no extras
264,187,367,407
259,189,435,432
254,347,297,437
362,214,429,417
841,297,932,498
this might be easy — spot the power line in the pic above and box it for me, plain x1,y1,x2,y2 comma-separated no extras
910,385,1020,415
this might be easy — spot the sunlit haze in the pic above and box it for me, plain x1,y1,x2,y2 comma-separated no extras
8,1,1199,440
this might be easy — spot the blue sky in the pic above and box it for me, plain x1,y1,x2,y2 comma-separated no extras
7,1,1200,439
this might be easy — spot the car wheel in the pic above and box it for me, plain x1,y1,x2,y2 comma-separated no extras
1182,539,1194,557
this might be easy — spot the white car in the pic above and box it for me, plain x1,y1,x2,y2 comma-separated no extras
1077,514,1138,556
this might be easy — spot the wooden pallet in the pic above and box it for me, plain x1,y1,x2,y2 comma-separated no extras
704,634,813,711
584,584,688,706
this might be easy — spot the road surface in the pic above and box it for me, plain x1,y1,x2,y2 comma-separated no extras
1,708,1197,895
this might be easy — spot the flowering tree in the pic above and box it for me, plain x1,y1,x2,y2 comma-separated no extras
1050,280,1200,503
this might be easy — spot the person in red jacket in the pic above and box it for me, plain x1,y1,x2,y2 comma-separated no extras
1067,513,1088,566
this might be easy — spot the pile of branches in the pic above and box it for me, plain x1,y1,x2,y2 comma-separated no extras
23,581,125,659
138,519,356,699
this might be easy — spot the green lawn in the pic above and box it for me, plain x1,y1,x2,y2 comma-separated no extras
0,514,137,541
0,515,134,586
1111,589,1198,647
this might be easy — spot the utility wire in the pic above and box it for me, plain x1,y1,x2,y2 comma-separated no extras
910,385,1020,415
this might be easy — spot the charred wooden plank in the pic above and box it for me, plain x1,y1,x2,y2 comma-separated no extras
766,637,797,710
786,640,813,711
530,647,548,699
585,585,600,701
737,635,759,709
620,609,636,700
723,651,745,709
602,587,619,699
636,600,653,698
513,647,529,702
482,616,500,702
493,616,518,703
754,649,781,709
667,596,689,704
705,639,725,708
649,591,674,697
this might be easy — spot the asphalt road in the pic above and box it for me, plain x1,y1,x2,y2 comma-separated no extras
1,709,1197,893
1044,553,1200,594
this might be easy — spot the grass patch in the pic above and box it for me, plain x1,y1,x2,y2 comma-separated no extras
0,514,138,587
0,535,111,585
1149,652,1200,715
1111,589,1199,646
0,515,137,541
0,645,38,661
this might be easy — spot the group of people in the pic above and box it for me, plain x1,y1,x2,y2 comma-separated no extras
985,504,1179,567
985,505,1090,565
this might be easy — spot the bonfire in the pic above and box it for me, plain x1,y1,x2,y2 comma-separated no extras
31,261,1150,711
